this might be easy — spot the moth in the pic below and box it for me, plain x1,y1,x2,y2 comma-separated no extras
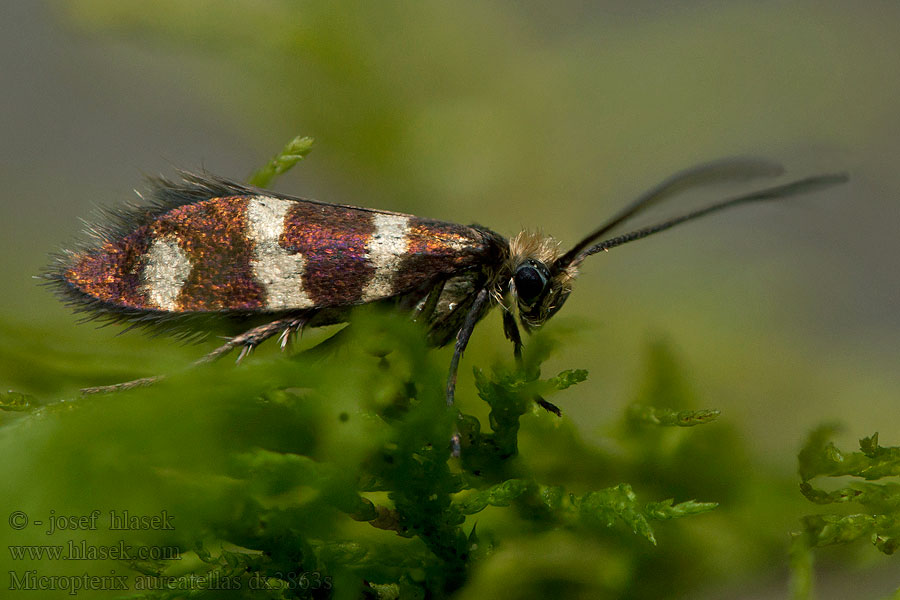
46,158,846,405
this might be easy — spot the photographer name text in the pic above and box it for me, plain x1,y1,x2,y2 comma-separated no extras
8,510,174,534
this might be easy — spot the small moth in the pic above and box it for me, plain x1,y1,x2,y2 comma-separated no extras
46,159,846,405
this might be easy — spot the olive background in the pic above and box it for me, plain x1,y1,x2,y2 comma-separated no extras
1,2,898,597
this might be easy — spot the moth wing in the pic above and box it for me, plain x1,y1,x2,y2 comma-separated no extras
46,171,504,341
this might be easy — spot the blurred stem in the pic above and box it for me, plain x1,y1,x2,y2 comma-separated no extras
789,532,813,600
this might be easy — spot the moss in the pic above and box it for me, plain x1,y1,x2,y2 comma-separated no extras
792,427,900,599
0,306,731,599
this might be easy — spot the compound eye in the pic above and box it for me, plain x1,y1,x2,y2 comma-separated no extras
514,262,548,306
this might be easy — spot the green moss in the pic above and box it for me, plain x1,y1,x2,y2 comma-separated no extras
0,305,733,598
793,427,900,598
248,136,316,188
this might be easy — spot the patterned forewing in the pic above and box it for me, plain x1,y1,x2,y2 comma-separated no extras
62,195,494,313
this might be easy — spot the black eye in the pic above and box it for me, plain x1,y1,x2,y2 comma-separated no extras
514,262,548,306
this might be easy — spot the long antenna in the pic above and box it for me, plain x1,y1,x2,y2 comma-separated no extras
563,173,848,264
553,158,786,271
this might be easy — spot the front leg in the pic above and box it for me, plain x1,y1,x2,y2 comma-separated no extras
500,301,562,417
412,278,445,324
445,287,491,407
502,307,523,361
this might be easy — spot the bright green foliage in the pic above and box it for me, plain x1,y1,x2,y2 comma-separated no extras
248,136,316,188
0,311,728,599
452,479,530,516
793,426,900,599
537,483,716,546
800,429,900,482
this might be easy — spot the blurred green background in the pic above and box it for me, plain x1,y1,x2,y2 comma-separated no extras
1,1,898,598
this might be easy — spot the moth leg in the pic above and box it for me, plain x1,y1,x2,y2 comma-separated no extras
278,317,307,351
501,305,523,361
195,315,308,365
535,397,562,416
413,279,445,324
501,299,561,417
81,315,308,395
446,287,491,407
445,288,490,457
81,376,163,395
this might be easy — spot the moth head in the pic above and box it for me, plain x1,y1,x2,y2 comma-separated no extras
508,231,578,330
